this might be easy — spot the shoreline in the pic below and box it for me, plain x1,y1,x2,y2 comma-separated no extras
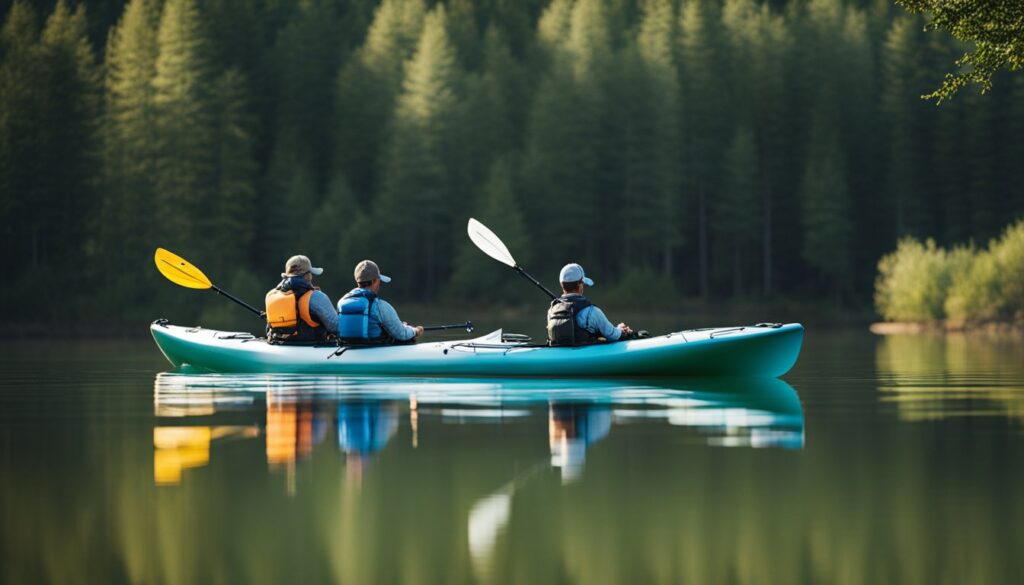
870,320,1024,336
1,298,874,340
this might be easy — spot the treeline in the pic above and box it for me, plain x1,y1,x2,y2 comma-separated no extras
2,0,1023,327
875,219,1024,324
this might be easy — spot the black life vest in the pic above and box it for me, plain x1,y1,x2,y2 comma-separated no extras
265,286,328,345
547,295,599,346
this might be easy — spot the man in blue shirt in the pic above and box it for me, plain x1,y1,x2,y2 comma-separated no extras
337,260,422,343
547,263,631,346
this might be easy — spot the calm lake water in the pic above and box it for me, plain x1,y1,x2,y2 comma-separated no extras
1,329,1022,584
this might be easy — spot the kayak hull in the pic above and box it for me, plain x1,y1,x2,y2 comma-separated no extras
150,321,804,378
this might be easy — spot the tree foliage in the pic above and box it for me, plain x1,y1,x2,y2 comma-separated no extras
1,0,1024,328
897,0,1024,100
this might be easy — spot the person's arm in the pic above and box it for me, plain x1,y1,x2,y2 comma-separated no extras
309,291,339,334
581,306,622,341
375,300,418,341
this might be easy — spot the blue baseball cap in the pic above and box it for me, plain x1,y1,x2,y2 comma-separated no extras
559,263,594,286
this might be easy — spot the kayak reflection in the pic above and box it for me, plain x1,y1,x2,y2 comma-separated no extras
153,374,804,491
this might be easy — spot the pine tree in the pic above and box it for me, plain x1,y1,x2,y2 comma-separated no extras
271,0,344,181
717,125,760,296
335,0,426,201
1004,73,1024,221
374,4,461,297
750,8,793,296
100,0,159,278
151,0,217,257
626,0,680,276
801,114,853,298
449,157,530,301
36,0,101,258
880,15,926,238
450,28,517,218
964,86,998,240
678,0,724,297
0,1,41,276
208,69,257,270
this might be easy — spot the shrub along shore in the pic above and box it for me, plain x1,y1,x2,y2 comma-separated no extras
874,219,1024,334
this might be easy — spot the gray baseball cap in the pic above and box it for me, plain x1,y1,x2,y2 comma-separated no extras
282,255,323,277
559,263,594,286
354,260,392,284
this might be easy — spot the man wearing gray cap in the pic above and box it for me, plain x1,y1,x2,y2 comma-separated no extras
265,255,338,344
547,263,631,346
337,260,422,343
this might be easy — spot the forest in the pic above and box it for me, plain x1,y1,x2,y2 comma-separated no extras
1,0,1022,328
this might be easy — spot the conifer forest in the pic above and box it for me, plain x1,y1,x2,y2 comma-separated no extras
1,0,1022,327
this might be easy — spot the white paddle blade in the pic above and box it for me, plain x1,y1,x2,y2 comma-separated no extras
467,218,517,267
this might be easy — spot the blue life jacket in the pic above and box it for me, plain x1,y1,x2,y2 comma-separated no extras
337,288,383,341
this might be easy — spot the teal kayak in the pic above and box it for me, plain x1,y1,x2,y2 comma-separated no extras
151,320,803,377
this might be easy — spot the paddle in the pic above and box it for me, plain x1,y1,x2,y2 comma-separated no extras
154,248,265,320
467,218,557,300
423,321,474,333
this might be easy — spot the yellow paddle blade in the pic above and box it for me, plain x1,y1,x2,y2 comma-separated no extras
154,248,212,290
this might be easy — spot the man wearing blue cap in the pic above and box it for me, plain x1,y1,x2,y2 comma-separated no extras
337,260,423,343
547,263,632,346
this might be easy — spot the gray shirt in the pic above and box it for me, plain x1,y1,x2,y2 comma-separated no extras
307,290,339,334
372,298,418,341
345,287,417,341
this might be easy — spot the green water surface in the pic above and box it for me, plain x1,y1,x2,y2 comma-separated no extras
1,330,1022,584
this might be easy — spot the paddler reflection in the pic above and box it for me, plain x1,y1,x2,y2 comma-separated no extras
153,374,402,489
337,401,399,487
548,403,612,483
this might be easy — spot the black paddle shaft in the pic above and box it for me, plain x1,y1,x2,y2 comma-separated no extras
423,321,474,332
211,285,265,320
514,266,557,300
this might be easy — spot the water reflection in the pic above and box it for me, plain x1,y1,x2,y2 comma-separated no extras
876,334,1024,422
153,374,803,489
152,373,804,579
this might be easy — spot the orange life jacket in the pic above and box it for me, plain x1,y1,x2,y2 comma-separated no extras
265,288,323,343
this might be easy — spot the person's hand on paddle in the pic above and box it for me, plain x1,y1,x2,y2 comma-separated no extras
617,323,632,338
405,322,425,337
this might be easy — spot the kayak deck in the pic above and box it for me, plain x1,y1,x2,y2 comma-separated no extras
151,321,804,378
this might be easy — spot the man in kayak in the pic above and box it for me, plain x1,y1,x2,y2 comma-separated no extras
264,255,338,344
337,260,423,343
547,263,632,346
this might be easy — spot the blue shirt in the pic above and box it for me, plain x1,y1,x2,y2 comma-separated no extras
565,294,622,341
352,288,418,342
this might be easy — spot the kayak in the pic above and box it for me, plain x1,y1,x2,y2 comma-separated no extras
150,320,804,377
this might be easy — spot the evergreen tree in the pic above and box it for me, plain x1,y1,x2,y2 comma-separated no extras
208,69,258,269
0,0,40,279
374,4,461,297
964,87,998,240
36,0,101,267
151,0,217,260
678,0,724,298
449,157,531,301
801,115,853,298
717,125,760,296
880,15,926,238
270,0,344,181
627,0,679,276
100,0,159,282
750,8,793,296
335,0,426,202
1004,73,1024,220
